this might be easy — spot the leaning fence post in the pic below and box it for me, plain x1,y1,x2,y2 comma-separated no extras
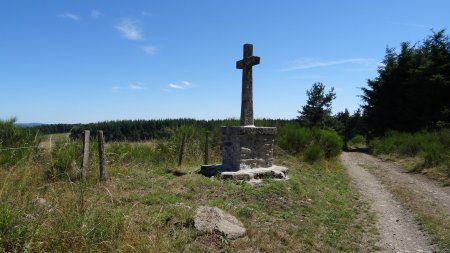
178,134,186,167
98,130,106,181
81,130,90,180
204,132,209,164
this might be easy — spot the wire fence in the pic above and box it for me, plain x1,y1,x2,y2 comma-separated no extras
0,145,40,151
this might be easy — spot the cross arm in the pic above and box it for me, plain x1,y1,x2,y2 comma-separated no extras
236,56,260,69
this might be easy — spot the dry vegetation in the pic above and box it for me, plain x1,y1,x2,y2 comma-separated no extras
1,134,376,252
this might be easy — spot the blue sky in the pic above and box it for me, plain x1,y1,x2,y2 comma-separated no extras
1,1,449,123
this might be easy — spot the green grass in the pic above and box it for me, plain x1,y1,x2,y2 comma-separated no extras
369,129,450,182
0,124,375,252
276,125,343,163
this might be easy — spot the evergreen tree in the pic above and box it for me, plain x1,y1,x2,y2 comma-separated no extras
361,30,450,136
298,82,336,128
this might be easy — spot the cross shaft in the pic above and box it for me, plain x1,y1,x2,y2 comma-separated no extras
236,44,260,126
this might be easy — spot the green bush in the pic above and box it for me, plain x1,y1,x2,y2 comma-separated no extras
276,125,343,161
304,144,325,163
316,129,343,158
347,135,366,148
369,129,450,173
0,118,40,167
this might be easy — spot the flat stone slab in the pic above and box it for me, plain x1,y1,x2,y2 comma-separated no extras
221,166,288,183
199,165,288,183
194,206,246,239
222,126,276,136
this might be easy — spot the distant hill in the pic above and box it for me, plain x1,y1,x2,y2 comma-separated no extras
15,123,45,128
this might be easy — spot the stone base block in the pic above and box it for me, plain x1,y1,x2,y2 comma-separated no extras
199,165,288,183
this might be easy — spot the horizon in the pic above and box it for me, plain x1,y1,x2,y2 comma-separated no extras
1,1,449,124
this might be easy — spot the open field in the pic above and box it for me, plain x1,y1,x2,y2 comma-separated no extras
0,140,376,252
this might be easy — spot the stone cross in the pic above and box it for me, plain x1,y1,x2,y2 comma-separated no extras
236,44,260,126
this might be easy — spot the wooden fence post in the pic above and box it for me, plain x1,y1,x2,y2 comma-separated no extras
81,130,90,180
178,134,186,167
204,132,209,165
98,130,106,181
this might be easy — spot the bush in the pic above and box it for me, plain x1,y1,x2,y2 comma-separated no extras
347,135,366,148
304,144,325,163
369,129,450,173
277,125,343,161
0,118,40,167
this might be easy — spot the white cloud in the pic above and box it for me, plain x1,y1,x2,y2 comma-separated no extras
57,13,81,21
115,19,143,40
141,45,157,55
91,10,102,19
281,58,371,71
168,81,194,90
129,82,145,90
168,83,185,89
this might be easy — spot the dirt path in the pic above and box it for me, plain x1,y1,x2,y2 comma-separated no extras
342,152,437,252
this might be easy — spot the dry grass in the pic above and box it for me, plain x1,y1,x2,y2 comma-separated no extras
1,142,375,252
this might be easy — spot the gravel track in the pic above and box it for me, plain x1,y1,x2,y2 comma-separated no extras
342,152,438,252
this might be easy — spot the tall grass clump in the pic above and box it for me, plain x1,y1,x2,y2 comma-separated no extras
369,129,450,175
276,125,343,163
47,140,83,179
0,118,40,168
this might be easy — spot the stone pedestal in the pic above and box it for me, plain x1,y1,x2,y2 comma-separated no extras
200,126,288,182
221,126,275,170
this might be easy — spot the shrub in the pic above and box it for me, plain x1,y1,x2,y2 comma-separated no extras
348,135,366,148
277,125,343,160
316,129,343,158
369,129,450,173
0,118,40,167
304,144,325,163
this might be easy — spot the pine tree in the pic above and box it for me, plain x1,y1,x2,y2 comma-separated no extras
298,82,336,128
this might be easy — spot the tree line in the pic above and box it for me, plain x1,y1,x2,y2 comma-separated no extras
297,30,449,144
32,30,449,145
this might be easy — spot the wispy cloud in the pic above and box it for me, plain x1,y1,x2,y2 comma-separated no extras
115,19,143,40
168,83,185,89
167,81,193,90
57,13,81,21
91,10,102,19
129,82,145,90
141,45,157,55
281,58,371,71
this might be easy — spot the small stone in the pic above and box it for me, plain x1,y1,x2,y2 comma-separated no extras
32,197,47,207
194,206,246,239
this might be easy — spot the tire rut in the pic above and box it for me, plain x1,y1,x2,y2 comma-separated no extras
342,152,436,252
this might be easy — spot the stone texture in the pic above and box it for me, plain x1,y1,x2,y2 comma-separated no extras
236,44,260,126
221,166,289,183
222,126,276,170
198,44,289,182
194,206,246,239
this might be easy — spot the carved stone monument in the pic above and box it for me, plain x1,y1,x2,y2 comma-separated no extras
200,44,288,182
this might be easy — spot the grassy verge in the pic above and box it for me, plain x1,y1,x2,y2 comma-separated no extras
369,129,450,185
363,164,450,251
1,140,376,252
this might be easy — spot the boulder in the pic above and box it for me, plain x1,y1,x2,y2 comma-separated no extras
194,206,246,239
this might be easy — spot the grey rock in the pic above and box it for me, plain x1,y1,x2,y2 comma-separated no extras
194,206,246,239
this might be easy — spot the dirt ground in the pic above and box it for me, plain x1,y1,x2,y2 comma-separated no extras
341,152,450,252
